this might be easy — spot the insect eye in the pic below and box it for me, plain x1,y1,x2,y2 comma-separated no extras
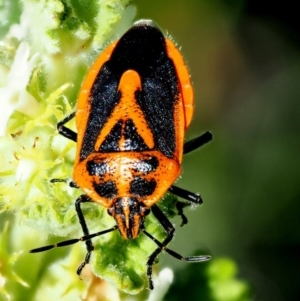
107,208,114,216
141,207,150,216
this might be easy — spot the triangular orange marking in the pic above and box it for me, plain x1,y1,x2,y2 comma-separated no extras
95,70,155,151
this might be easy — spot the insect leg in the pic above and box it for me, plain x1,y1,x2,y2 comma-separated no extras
142,204,210,289
183,131,212,154
168,185,202,204
50,178,79,188
175,201,190,226
57,111,77,142
75,194,94,276
144,204,175,289
169,131,211,225
168,185,202,226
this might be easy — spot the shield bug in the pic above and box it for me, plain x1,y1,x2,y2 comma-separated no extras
30,19,213,289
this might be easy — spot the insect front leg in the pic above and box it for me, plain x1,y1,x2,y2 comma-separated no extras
57,111,77,142
50,178,79,188
75,194,94,276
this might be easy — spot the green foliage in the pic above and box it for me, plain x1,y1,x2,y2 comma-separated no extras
165,257,252,301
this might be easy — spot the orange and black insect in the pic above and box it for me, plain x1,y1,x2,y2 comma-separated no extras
30,20,212,289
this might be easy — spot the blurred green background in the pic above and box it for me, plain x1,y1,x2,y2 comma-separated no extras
132,0,300,300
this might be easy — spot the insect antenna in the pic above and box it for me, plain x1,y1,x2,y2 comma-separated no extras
29,226,118,253
142,228,211,263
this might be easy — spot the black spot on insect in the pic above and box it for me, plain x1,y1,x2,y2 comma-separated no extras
93,181,117,199
130,177,156,196
86,160,108,176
